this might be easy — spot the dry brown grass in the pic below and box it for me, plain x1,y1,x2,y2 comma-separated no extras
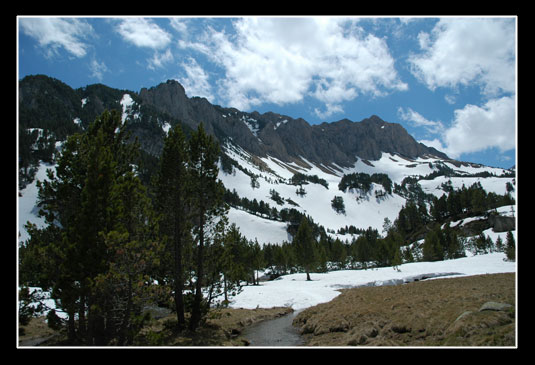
19,306,293,347
293,273,516,347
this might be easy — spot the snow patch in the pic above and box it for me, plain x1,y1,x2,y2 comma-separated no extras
229,252,515,310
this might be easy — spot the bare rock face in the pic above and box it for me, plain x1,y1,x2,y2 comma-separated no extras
20,75,450,168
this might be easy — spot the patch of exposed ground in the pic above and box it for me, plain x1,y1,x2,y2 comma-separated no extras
19,306,293,347
293,273,515,346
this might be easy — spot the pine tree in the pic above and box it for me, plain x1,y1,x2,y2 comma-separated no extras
154,124,191,331
422,227,443,262
188,124,227,331
331,196,345,214
293,217,317,281
505,231,515,261
495,235,504,252
19,110,159,345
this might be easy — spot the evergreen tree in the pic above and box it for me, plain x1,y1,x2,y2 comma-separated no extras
331,196,345,215
188,123,227,331
422,227,443,262
391,243,402,271
154,124,191,331
293,217,317,281
505,231,515,261
221,224,249,300
20,110,159,345
495,235,504,252
330,238,347,269
249,239,264,285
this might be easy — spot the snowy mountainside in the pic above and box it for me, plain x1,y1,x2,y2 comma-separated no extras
18,75,516,248
218,140,515,245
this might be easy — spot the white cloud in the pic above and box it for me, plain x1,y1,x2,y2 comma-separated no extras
169,18,188,37
443,96,515,158
418,138,447,153
147,48,174,70
397,107,444,134
89,59,108,81
409,18,515,96
116,18,171,49
177,57,214,102
180,17,407,112
19,17,94,58
314,103,344,119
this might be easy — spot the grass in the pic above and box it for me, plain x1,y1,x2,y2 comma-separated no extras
18,306,293,347
293,273,515,346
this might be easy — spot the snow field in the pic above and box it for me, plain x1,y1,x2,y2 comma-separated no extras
219,145,514,245
228,252,516,311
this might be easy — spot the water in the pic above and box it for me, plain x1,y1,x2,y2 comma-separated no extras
242,310,304,346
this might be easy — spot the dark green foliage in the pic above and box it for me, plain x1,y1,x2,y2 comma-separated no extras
18,287,47,333
269,189,285,205
290,172,329,189
293,217,317,281
154,124,191,330
393,176,431,203
338,172,392,194
505,231,515,261
188,123,227,331
331,196,345,214
422,228,444,262
46,309,63,331
19,110,160,345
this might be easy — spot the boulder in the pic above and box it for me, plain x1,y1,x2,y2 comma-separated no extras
479,301,513,312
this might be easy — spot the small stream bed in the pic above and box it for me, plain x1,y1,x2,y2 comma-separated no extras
242,310,304,346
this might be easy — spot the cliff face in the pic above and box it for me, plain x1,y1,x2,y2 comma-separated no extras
20,75,449,168
137,79,448,167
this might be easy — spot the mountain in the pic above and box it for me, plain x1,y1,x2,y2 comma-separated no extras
18,74,515,245
19,75,447,167
138,79,449,168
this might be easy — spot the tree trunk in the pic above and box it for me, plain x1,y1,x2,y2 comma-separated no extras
67,310,76,344
174,222,185,330
189,212,205,331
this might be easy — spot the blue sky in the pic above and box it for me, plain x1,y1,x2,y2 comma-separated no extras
18,16,516,168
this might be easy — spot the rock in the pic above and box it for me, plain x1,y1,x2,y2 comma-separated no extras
479,301,513,312
454,311,473,322
488,214,515,232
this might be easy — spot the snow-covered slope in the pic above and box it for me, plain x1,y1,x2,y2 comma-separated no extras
228,251,516,310
18,143,515,249
18,162,56,244
219,141,515,245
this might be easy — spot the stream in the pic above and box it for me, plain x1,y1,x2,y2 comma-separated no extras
242,310,304,346
240,272,465,346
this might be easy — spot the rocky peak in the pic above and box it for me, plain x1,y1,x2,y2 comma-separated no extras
19,75,450,170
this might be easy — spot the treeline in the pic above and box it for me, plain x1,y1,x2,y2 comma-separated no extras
395,181,515,241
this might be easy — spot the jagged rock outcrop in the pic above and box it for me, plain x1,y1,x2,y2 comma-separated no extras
136,79,449,167
20,75,450,169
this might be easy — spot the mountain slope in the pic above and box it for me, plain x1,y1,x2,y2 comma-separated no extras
137,79,448,168
218,140,513,244
18,74,515,245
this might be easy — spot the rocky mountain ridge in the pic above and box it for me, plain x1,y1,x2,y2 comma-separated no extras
18,74,516,246
138,79,449,167
19,75,448,172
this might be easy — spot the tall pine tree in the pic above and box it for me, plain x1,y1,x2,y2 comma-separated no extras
20,110,159,345
294,217,317,281
154,124,191,331
188,124,227,331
